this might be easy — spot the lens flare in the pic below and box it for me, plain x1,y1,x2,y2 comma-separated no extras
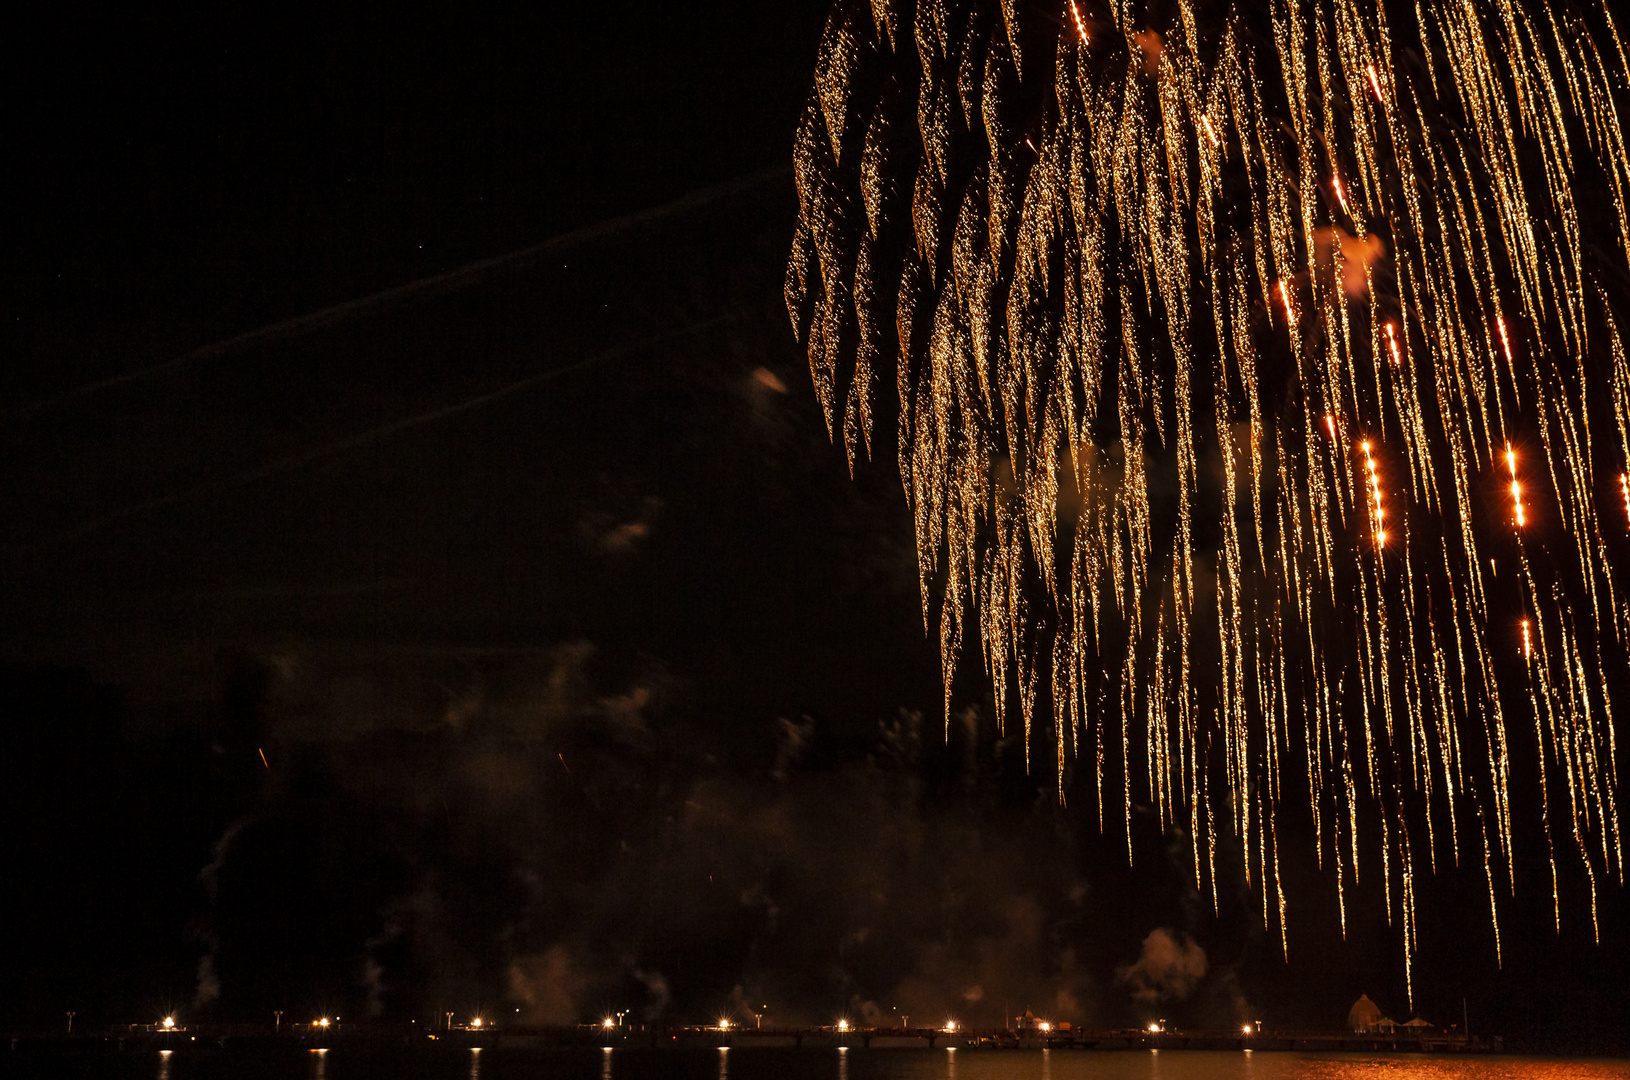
789,0,1630,1007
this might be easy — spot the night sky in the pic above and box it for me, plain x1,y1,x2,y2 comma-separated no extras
2,2,1626,1054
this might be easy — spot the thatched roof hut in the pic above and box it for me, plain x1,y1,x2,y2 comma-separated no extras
1348,994,1383,1032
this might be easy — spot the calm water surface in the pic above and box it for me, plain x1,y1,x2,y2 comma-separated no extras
18,1046,1622,1080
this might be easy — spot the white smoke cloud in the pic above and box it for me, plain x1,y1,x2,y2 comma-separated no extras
508,946,582,1024
634,968,670,1020
194,953,221,1008
1116,928,1207,1003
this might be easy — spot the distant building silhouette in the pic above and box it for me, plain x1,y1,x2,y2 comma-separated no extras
1348,994,1383,1032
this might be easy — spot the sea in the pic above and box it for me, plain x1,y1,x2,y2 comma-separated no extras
6,1047,1627,1080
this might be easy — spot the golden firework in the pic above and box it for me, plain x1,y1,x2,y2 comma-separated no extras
788,0,1628,1005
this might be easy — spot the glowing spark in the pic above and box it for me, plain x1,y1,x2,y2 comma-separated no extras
1278,281,1293,323
258,747,269,770
1522,619,1532,660
1067,0,1089,45
1366,64,1384,102
1385,322,1402,366
1201,115,1219,147
1325,414,1337,439
1505,444,1525,528
1360,441,1387,549
1497,317,1513,366
1620,474,1629,527
1333,175,1349,215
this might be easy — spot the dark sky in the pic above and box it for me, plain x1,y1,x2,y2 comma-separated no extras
1,1,1626,1052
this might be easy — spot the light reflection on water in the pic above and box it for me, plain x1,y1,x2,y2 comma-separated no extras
809,1050,1630,1080
150,1046,1630,1080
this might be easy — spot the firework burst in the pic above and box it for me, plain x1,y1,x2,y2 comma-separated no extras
787,0,1629,1002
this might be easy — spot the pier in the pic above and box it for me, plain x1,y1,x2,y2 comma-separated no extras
6,1023,1502,1056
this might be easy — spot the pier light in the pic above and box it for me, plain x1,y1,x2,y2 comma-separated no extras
162,1017,176,1030
1148,1023,1160,1033
319,1018,331,1028
718,1018,730,1030
471,1018,482,1028
1038,1022,1051,1033
1243,1024,1253,1035
837,1019,850,1032
603,1017,616,1029
944,1020,956,1033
